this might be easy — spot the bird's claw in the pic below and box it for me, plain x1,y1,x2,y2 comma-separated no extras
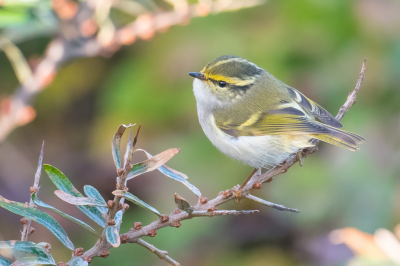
296,151,304,167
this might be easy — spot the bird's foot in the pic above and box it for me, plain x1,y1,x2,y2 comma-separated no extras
232,185,242,203
232,168,260,203
296,150,304,167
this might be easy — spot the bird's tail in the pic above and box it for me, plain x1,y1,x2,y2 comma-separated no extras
310,124,366,151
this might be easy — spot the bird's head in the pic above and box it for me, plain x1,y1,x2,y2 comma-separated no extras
189,55,263,105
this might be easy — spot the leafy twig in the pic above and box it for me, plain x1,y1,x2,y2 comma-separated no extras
21,141,44,241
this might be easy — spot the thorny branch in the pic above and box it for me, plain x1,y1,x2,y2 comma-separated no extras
64,60,367,265
0,0,264,143
21,141,44,241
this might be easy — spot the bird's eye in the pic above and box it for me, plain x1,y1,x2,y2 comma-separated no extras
218,81,227,88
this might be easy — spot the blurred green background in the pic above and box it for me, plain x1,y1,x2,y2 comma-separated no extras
1,0,400,265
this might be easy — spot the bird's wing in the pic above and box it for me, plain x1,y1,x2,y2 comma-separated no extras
287,87,343,128
215,106,331,137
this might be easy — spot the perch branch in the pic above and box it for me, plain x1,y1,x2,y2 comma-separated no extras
65,59,366,265
21,141,44,241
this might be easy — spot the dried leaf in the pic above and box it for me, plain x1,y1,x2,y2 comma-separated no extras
127,148,180,180
174,193,192,213
54,190,107,207
112,124,134,170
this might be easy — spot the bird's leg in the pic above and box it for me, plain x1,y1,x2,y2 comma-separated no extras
296,150,304,167
233,168,259,203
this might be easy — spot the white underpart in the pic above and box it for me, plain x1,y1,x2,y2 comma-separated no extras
193,79,312,169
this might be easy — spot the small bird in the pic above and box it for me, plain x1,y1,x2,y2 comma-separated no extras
189,55,365,195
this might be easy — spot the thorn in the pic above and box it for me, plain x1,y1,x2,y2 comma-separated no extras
20,218,27,225
133,124,141,147
123,203,129,210
108,219,116,226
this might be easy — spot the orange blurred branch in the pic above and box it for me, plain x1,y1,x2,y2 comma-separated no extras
0,0,264,143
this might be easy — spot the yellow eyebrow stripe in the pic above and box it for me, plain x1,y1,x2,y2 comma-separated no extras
206,74,257,86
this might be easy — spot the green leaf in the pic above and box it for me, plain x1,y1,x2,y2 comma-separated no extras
112,190,161,217
134,149,201,197
105,225,120,248
32,193,99,236
0,197,74,250
127,148,180,179
105,210,124,248
0,256,12,266
12,255,55,266
83,185,108,214
69,257,88,266
0,241,55,265
174,193,193,213
54,190,107,207
44,164,106,227
112,124,134,170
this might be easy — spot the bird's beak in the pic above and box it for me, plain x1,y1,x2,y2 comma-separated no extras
188,72,205,80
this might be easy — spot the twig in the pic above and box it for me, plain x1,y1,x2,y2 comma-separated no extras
21,141,44,241
136,238,180,266
0,37,32,84
191,210,259,217
336,59,367,121
245,194,299,213
65,59,366,264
